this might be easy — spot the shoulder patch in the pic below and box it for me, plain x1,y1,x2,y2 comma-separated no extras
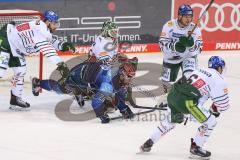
167,21,173,27
224,88,228,93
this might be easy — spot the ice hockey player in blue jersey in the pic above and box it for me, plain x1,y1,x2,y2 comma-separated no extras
32,59,137,123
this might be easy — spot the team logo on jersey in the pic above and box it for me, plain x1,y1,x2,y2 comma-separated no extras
192,79,206,89
0,55,9,65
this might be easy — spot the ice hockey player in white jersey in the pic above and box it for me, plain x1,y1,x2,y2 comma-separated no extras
88,20,119,64
139,56,229,159
0,10,75,109
159,4,203,92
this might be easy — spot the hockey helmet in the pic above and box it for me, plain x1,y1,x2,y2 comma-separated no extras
178,4,193,16
44,10,59,23
208,56,225,70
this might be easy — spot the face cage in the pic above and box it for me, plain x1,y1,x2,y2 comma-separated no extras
107,28,119,39
121,68,135,80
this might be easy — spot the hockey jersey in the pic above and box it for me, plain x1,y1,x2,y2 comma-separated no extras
186,68,229,112
159,19,203,64
90,35,118,63
7,20,62,64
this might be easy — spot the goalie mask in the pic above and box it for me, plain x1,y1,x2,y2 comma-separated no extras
101,21,119,39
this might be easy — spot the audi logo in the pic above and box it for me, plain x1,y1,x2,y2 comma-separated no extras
191,3,240,32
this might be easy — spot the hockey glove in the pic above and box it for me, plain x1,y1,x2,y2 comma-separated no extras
56,62,70,81
61,42,76,52
210,103,220,118
179,36,194,47
99,114,110,124
174,41,186,53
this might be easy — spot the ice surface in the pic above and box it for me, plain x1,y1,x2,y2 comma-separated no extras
0,51,239,160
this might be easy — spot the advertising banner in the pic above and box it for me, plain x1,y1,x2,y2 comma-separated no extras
0,0,172,53
0,0,238,53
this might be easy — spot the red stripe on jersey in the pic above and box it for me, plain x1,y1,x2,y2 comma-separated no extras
16,23,30,32
216,104,229,109
39,45,57,53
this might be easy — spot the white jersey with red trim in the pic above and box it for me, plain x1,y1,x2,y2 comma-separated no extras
159,19,203,64
89,35,117,63
7,20,62,64
186,68,229,112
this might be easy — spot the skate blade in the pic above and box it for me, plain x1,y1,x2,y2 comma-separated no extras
9,105,31,111
189,154,211,160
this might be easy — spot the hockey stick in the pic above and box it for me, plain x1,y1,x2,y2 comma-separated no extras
127,86,167,110
131,103,167,111
110,87,167,120
110,108,157,120
188,0,214,37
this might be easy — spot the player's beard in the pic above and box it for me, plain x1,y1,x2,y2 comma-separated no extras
221,66,227,76
178,18,191,28
48,24,56,33
47,24,53,33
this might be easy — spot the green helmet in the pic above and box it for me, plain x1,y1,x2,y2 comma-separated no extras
101,20,119,38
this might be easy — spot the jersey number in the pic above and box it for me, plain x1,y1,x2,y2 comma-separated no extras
187,74,206,89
